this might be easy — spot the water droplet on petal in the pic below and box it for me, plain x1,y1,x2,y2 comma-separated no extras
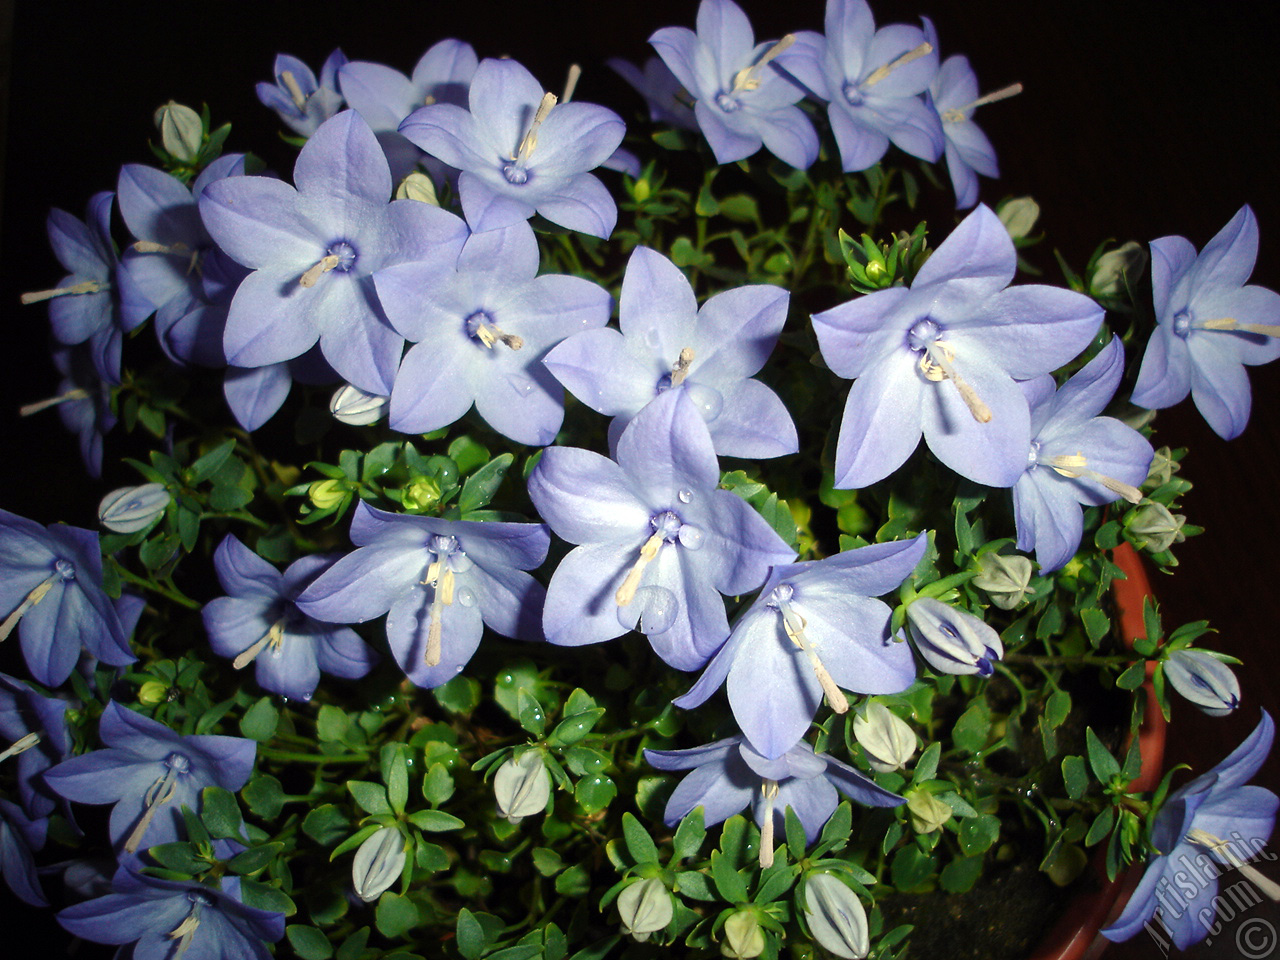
683,382,723,422
634,585,677,636
505,373,537,397
455,665,464,674
677,488,693,504
456,587,476,607
679,524,704,550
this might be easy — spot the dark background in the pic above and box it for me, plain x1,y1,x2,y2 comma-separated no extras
1,1,1278,956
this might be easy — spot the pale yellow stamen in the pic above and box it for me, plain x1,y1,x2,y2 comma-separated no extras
733,35,796,93
1,576,58,642
516,92,558,162
20,281,106,305
759,780,779,868
942,82,1023,123
280,70,307,111
423,94,437,106
233,619,288,670
474,321,524,350
562,64,582,103
124,772,179,853
132,240,189,256
0,733,41,764
1050,453,1143,504
921,343,992,423
424,565,456,667
169,912,201,959
1188,829,1280,900
20,389,90,417
863,41,933,87
669,347,695,388
616,533,663,606
1199,317,1280,337
299,255,341,288
781,606,849,714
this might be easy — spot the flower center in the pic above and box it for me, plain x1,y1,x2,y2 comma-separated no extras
327,241,357,272
419,536,472,667
502,163,530,185
1173,309,1193,339
842,82,865,107
465,310,523,350
654,347,696,394
715,91,742,112
907,322,992,423
906,318,941,353
125,752,191,853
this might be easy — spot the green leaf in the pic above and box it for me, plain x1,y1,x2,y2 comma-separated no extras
957,815,1000,857
406,809,464,832
547,708,606,747
421,763,454,806
951,700,991,754
675,870,716,901
456,908,486,960
1062,755,1089,800
146,841,205,875
375,892,419,938
532,847,565,876
817,801,853,853
1085,729,1121,783
347,780,392,817
1046,689,1072,728
238,877,296,916
227,842,283,875
890,845,937,891
187,439,237,484
336,928,370,960
433,675,481,714
1142,596,1162,646
459,453,514,514
383,745,409,815
486,947,541,960
622,812,659,864
517,688,547,737
316,704,350,742
1116,660,1147,690
238,697,278,742
567,936,621,960
574,774,616,814
302,804,349,846
939,855,984,894
200,786,243,840
711,849,748,903
672,807,706,861
755,860,797,904
243,774,284,820
718,194,759,224
784,804,807,861
286,925,334,960
912,741,941,784
555,862,591,897
1085,806,1116,847
1081,607,1111,644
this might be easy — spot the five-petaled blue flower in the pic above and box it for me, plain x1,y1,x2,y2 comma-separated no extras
257,49,348,138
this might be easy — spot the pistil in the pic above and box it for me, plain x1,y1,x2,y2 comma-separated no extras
758,779,779,868
1187,829,1280,900
423,562,457,667
516,92,558,162
280,70,307,111
168,912,201,960
124,757,187,853
233,618,289,670
562,64,582,103
1198,317,1280,337
732,35,796,92
920,342,992,423
616,533,664,607
299,255,341,288
778,601,849,714
19,388,90,417
863,41,933,87
20,281,106,305
0,574,59,642
0,733,41,764
669,347,695,388
1049,453,1143,504
941,82,1023,123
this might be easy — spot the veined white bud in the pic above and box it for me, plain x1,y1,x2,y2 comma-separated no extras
395,172,440,206
493,751,551,823
98,483,170,534
1090,241,1148,298
803,873,869,960
852,702,916,773
997,197,1039,240
330,384,389,426
351,826,407,902
154,101,203,163
907,790,952,834
906,597,1003,677
1164,649,1240,717
616,877,673,942
721,908,765,958
1126,502,1186,554
1145,446,1178,488
972,552,1034,610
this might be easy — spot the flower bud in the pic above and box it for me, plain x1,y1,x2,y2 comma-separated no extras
1090,241,1148,298
1164,649,1240,717
906,598,1003,677
803,873,868,960
154,101,204,163
852,702,916,773
395,172,440,206
493,751,551,823
907,790,952,834
98,483,170,534
616,877,673,942
308,479,348,511
971,552,1033,610
330,384,389,425
997,197,1040,240
1125,502,1186,554
351,826,407,902
721,908,765,958
403,477,443,513
137,681,170,706
1145,446,1179,488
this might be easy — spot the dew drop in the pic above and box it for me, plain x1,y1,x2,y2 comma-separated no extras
683,382,723,422
677,488,693,504
456,586,476,608
455,665,464,674
679,524,704,550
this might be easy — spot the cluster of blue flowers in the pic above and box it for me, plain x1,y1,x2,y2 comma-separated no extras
4,0,1280,955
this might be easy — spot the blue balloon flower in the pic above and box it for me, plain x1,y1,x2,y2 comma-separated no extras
256,49,348,138
0,670,70,820
0,798,48,906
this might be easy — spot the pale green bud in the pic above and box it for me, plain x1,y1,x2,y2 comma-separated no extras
154,101,204,163
493,751,551,823
351,826,407,902
395,172,439,206
137,681,170,706
1145,446,1178,488
403,477,443,513
616,877,673,942
330,384,389,426
997,197,1040,240
633,178,651,203
1126,502,1186,554
1090,241,1148,298
98,483,170,534
907,790,952,834
308,479,348,511
721,909,765,958
852,702,916,773
971,552,1034,610
803,873,868,960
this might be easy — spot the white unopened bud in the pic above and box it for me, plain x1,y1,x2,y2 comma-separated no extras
98,483,170,534
907,790,952,833
154,101,204,163
395,172,440,206
330,384,389,426
804,873,869,960
1090,241,1148,298
971,552,1034,610
617,877,673,942
493,751,551,823
1126,502,1186,554
721,909,765,958
351,826,407,902
852,702,916,773
1164,649,1240,717
997,197,1040,240
906,598,1003,677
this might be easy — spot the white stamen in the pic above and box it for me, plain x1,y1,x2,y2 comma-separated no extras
1199,317,1280,337
0,733,41,763
759,780,779,868
922,343,992,423
1188,829,1280,900
562,64,582,103
1050,453,1143,504
299,255,341,288
780,604,849,714
280,70,307,111
169,912,201,959
942,83,1023,123
732,35,796,92
474,320,524,350
669,347,695,388
516,92,558,162
616,533,663,607
124,769,180,853
233,619,287,670
20,389,90,417
132,240,189,256
424,565,456,667
863,41,933,87
1,575,58,642
20,281,106,305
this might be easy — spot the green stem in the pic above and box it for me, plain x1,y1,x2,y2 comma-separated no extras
259,748,371,765
114,566,201,610
1004,653,1137,667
